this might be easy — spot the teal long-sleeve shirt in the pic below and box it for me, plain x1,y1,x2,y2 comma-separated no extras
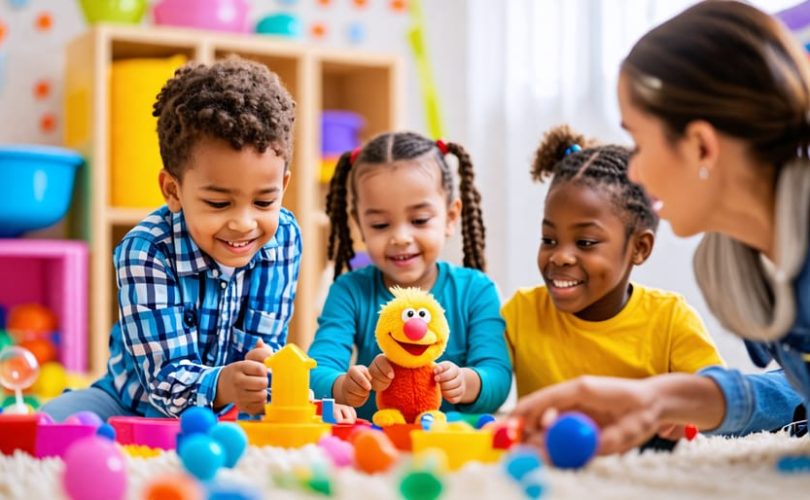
309,261,512,420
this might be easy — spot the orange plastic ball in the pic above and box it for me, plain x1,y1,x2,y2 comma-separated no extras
7,304,57,340
19,338,58,365
143,473,203,500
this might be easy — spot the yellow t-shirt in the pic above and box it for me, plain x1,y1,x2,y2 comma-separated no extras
501,283,725,398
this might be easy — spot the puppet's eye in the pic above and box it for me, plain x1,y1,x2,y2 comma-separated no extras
401,308,416,321
416,308,432,323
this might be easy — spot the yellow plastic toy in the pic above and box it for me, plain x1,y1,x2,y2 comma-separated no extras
411,424,503,471
372,287,450,427
238,344,329,448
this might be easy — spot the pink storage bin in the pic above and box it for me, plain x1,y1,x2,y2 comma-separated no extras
0,240,88,372
108,416,180,450
35,423,97,458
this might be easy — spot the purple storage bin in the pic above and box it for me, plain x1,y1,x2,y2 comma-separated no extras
321,111,365,156
35,423,97,458
108,416,180,450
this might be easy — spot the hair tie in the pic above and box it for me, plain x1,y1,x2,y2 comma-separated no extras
564,144,582,156
349,147,362,165
436,139,449,155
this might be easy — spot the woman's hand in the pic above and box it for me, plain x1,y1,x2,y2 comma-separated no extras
511,374,725,455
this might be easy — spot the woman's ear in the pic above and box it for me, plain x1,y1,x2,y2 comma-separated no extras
631,229,655,265
683,120,720,177
445,198,462,237
159,169,182,213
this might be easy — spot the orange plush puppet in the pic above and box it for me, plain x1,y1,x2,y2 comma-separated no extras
372,287,450,427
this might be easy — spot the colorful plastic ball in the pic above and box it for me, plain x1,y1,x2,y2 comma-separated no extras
37,412,54,424
684,424,698,441
776,455,810,473
62,436,127,500
0,346,39,391
143,473,203,500
97,423,116,441
206,479,262,500
419,412,435,430
0,330,12,351
445,411,462,422
545,412,598,469
29,361,67,398
19,338,58,364
7,303,56,340
179,434,225,481
70,410,104,427
503,446,543,481
318,434,354,467
400,470,443,500
209,422,247,468
180,406,217,436
476,413,496,429
520,469,546,499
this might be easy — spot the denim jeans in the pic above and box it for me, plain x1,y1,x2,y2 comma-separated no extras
40,387,141,422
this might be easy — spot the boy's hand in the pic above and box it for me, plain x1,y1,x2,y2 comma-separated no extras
335,365,373,407
215,360,269,415
333,403,358,424
245,338,274,364
434,361,467,404
368,354,395,392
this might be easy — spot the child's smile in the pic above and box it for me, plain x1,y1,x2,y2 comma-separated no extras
162,138,290,269
354,162,460,290
539,182,638,321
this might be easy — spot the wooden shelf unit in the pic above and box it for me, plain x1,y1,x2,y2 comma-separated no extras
64,25,403,374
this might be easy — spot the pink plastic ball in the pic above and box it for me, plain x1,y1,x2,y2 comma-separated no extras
318,435,354,467
62,436,127,500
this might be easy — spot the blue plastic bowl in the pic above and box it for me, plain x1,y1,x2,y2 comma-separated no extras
0,145,83,237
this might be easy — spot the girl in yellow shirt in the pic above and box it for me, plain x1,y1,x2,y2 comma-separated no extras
502,125,724,400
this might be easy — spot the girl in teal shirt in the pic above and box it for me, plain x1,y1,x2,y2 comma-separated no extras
308,131,512,421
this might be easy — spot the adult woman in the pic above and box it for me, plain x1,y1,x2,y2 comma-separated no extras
514,0,809,455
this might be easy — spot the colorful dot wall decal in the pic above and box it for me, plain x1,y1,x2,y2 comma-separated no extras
390,0,407,12
33,79,51,100
311,22,326,39
35,12,52,32
39,113,56,133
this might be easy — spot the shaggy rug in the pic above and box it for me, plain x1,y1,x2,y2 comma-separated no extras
1,431,809,499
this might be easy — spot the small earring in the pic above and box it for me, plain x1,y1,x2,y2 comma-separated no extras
698,166,709,180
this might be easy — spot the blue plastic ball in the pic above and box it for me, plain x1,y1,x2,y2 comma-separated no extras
96,423,117,441
504,446,543,481
210,422,248,468
475,414,496,429
445,411,462,422
179,434,226,481
180,406,217,436
347,22,365,44
207,479,262,500
419,413,435,430
70,410,104,427
545,412,598,469
776,455,810,473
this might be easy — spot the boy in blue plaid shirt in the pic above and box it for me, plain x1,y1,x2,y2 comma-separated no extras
42,57,300,420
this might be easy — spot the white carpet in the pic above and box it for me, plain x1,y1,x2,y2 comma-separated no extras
1,431,810,499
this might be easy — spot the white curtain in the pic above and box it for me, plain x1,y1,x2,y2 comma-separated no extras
467,0,776,371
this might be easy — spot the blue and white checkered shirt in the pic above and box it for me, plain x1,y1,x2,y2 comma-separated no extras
93,205,301,417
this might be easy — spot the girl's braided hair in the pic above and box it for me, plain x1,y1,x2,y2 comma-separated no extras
532,125,659,236
326,131,487,279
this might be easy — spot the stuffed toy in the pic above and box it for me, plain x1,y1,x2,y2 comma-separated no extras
372,286,450,426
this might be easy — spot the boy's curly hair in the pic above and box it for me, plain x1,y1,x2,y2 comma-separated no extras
153,57,296,178
532,124,659,235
